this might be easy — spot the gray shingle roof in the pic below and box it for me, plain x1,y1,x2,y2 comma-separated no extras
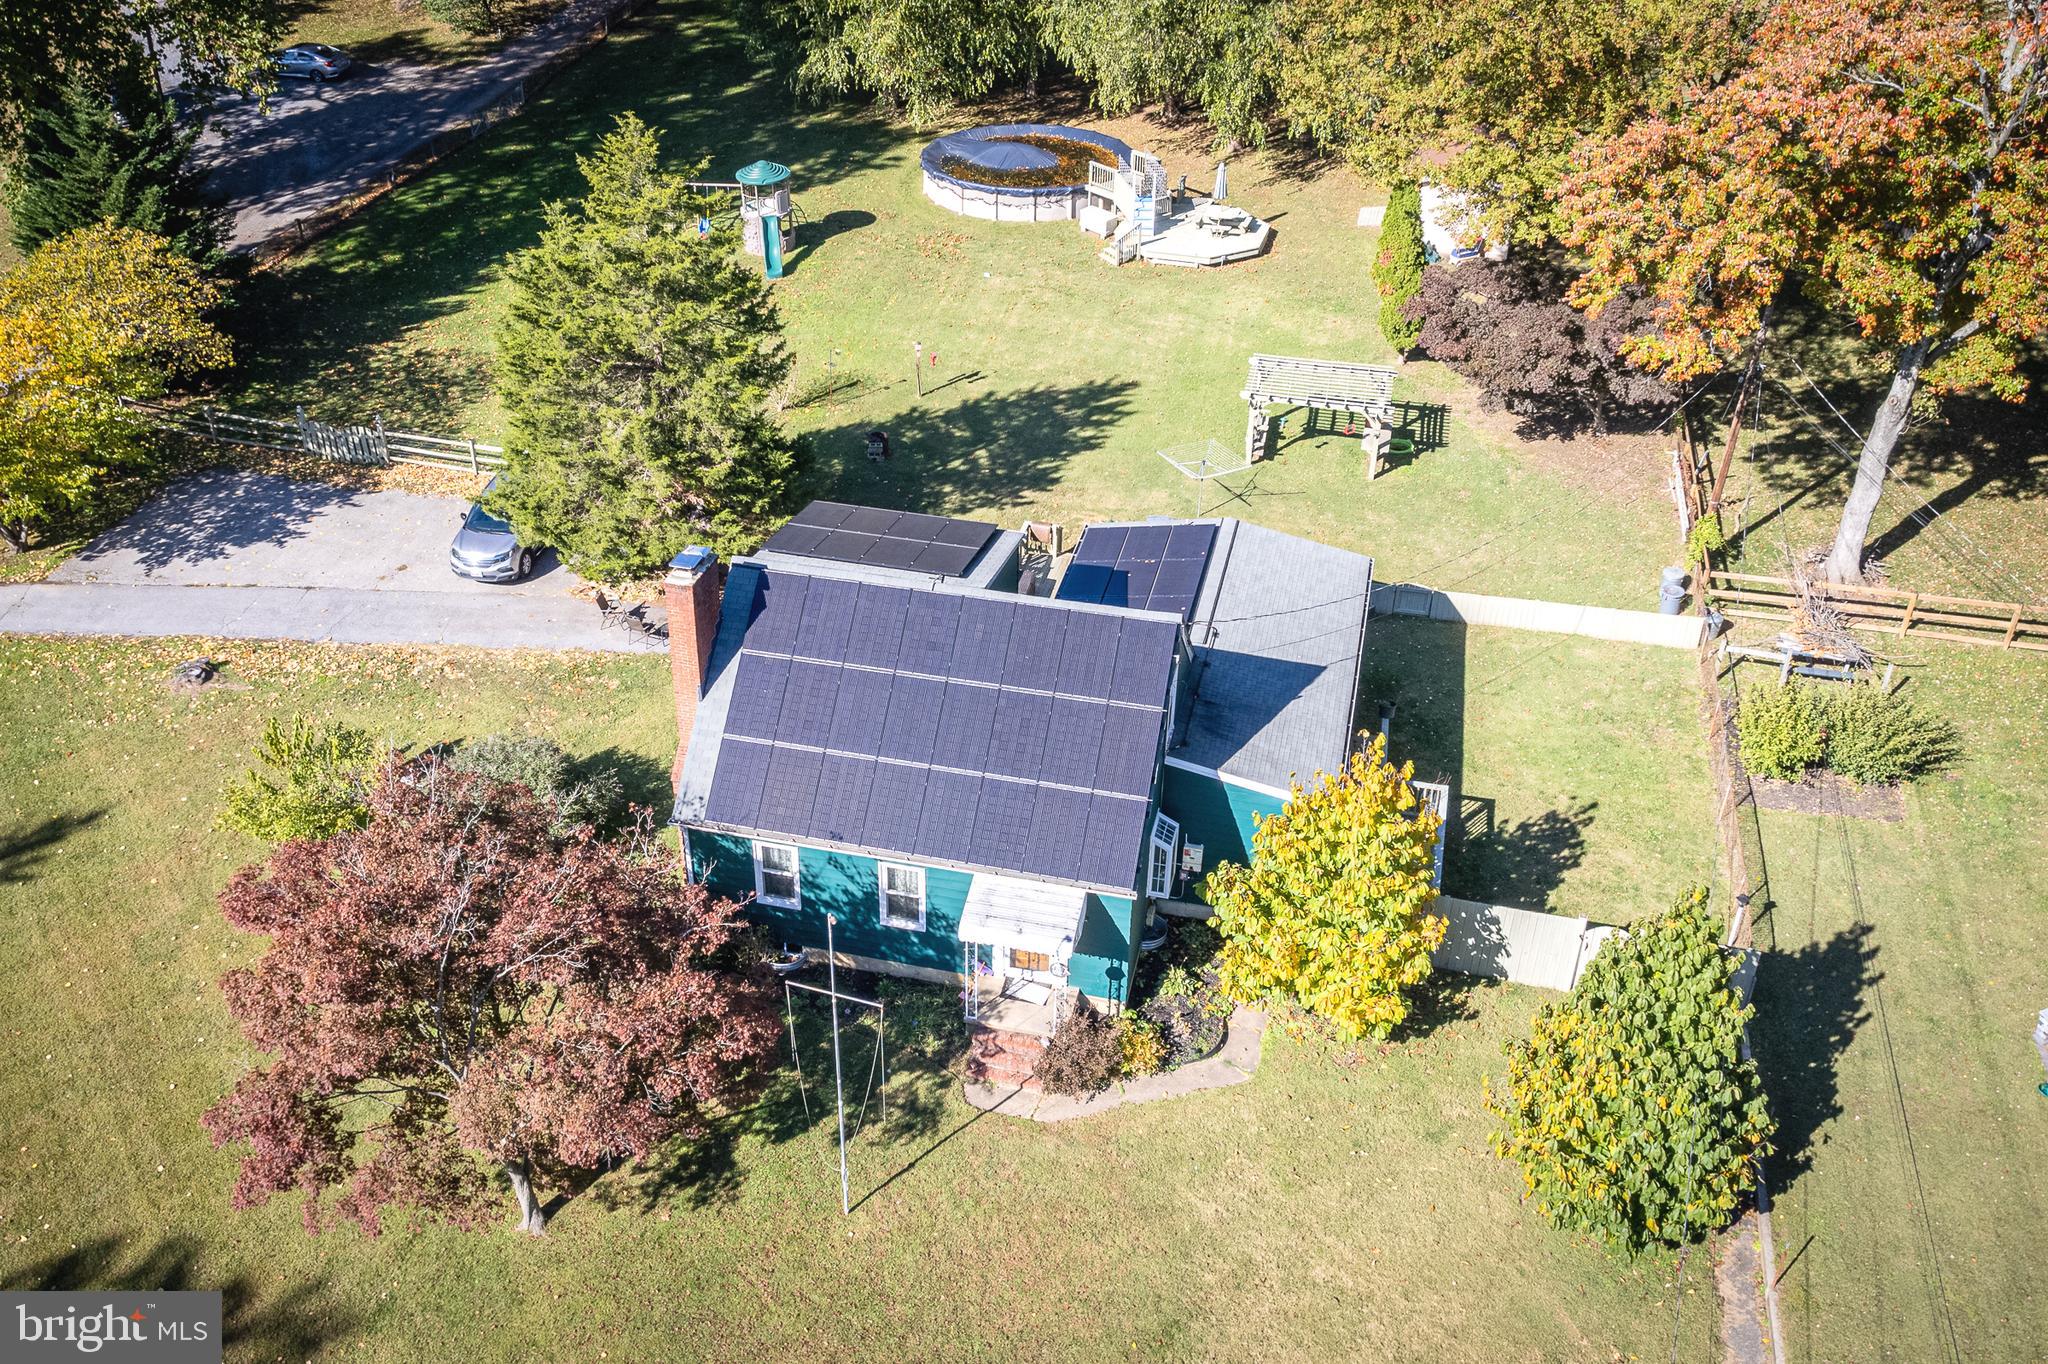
1172,519,1372,792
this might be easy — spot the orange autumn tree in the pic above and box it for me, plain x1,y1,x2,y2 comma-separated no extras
1563,0,2048,583
1208,734,1446,1039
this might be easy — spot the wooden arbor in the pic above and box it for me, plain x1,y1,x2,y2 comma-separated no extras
1241,353,1398,474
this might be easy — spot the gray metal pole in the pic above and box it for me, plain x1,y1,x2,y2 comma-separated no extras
826,914,849,1215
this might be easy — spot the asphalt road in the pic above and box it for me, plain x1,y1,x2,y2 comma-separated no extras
193,0,637,251
196,54,520,252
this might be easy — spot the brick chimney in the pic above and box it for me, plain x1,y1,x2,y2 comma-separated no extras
665,546,723,792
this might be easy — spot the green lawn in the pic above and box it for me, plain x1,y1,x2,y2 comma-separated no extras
0,634,1721,1362
283,0,565,66
1740,638,2048,1363
1360,619,1718,923
228,0,1677,608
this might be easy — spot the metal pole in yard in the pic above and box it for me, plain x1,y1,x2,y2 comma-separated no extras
914,341,923,398
826,913,850,1216
374,414,389,466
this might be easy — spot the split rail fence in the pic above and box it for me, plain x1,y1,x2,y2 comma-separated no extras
119,397,507,475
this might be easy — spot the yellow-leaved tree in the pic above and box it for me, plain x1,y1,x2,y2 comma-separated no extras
0,221,227,551
1208,733,1446,1039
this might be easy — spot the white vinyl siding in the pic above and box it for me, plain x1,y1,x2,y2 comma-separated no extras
753,841,800,908
879,862,926,931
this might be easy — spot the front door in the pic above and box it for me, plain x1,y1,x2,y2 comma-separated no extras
1000,945,1060,1002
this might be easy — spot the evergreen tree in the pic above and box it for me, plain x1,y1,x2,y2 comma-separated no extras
490,114,797,580
1372,181,1424,355
5,52,223,263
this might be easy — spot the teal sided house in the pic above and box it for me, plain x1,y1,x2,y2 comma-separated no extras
665,502,1372,1053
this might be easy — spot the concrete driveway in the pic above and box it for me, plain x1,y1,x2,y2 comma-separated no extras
3,470,663,653
49,469,567,595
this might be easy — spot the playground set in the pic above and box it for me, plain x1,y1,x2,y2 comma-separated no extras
691,158,800,278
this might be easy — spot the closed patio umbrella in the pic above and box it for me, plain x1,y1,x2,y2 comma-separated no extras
1213,160,1228,202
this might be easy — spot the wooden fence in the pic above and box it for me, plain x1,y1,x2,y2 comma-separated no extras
119,398,506,474
1704,570,2048,653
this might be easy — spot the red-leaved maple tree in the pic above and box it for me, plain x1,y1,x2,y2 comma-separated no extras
202,756,780,1235
1563,0,2047,583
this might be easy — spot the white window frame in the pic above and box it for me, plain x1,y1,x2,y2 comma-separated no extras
752,840,801,909
877,862,927,932
1147,812,1181,899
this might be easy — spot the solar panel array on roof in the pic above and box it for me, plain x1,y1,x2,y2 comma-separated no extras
1056,522,1218,620
701,569,1179,891
760,500,1001,578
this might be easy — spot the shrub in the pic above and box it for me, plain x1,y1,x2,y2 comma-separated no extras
1685,516,1725,567
1115,1014,1168,1077
1486,887,1773,1255
1156,965,1198,1000
1735,683,1827,781
1033,997,1122,1098
1374,182,1425,355
218,717,378,843
1209,733,1446,1040
447,734,625,831
1736,682,1961,786
876,976,967,1060
1402,252,1678,436
1138,993,1226,1068
1820,687,1961,786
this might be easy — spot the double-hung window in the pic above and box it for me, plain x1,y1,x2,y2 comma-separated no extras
1147,812,1181,899
878,863,926,931
753,841,800,908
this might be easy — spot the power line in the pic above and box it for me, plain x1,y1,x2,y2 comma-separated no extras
1773,356,2044,603
1827,786,1964,1364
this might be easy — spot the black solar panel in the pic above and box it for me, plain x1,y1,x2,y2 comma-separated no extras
932,682,998,771
1055,520,1217,620
698,562,1179,892
1080,793,1151,890
761,500,1000,578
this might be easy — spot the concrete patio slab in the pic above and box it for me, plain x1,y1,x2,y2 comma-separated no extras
961,1008,1266,1121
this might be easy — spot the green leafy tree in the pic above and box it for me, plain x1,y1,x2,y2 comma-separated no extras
6,51,223,263
1562,0,2048,583
446,734,626,832
0,0,283,149
743,0,1046,126
491,115,797,579
1271,0,1756,244
0,222,229,552
1373,181,1424,354
1486,887,1772,1255
1033,0,1276,140
1207,733,1446,1039
218,717,379,843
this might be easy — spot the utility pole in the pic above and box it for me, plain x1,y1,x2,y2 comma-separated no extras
1710,315,1773,511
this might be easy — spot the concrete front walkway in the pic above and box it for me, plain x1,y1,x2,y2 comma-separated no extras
0,582,661,654
961,1008,1266,1121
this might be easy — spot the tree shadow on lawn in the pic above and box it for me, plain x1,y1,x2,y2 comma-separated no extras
227,1,909,431
602,978,970,1216
1752,922,1878,1188
801,378,1137,517
3,1233,360,1359
1731,310,2047,572
0,809,105,884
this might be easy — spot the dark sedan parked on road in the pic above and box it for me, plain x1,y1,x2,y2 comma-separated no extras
275,44,354,81
449,484,535,583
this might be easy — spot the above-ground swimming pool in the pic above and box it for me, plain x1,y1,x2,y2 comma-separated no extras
920,123,1135,223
